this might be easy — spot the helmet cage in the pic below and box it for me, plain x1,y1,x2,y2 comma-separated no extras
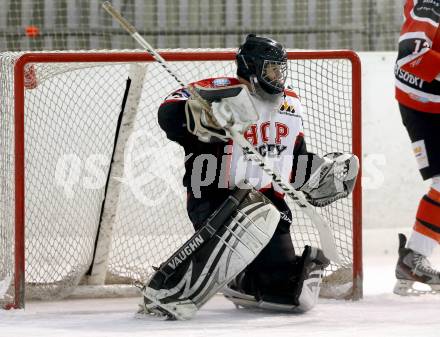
259,59,288,94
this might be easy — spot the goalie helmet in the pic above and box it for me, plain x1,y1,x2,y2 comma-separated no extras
236,34,288,95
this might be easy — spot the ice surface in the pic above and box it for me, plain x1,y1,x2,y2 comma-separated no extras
1,229,439,337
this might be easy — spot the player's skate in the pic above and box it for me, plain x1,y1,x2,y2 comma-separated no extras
223,245,330,312
393,233,440,296
138,185,280,320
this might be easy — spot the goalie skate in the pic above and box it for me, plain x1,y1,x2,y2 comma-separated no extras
393,233,440,296
139,187,280,320
223,246,330,313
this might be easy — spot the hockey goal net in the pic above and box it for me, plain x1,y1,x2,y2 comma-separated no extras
0,50,362,309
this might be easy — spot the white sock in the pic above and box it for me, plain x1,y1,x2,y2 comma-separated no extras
407,230,437,257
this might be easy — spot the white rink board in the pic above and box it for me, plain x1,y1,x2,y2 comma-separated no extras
359,52,431,231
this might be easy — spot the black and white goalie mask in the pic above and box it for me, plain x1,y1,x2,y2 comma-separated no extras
236,34,288,95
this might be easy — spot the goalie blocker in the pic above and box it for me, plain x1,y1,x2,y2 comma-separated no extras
139,181,280,320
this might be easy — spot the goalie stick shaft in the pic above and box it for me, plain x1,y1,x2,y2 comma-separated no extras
102,1,342,264
102,2,186,88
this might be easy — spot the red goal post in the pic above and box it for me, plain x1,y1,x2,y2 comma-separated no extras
0,50,362,309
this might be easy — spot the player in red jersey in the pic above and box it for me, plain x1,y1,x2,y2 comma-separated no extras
138,35,357,319
394,0,440,296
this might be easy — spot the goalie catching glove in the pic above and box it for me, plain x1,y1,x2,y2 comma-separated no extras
299,152,359,207
185,84,259,142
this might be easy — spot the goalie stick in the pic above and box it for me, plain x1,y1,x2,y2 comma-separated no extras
102,1,343,264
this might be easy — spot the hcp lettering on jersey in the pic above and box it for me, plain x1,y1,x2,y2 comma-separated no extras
212,78,231,87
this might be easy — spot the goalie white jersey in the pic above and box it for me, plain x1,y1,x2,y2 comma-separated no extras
228,89,304,195
159,77,306,200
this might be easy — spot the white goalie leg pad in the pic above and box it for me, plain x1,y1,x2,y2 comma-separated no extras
141,187,280,320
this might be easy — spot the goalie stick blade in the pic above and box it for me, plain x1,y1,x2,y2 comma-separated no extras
305,213,342,265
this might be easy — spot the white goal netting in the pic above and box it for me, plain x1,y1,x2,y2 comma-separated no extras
0,49,361,308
